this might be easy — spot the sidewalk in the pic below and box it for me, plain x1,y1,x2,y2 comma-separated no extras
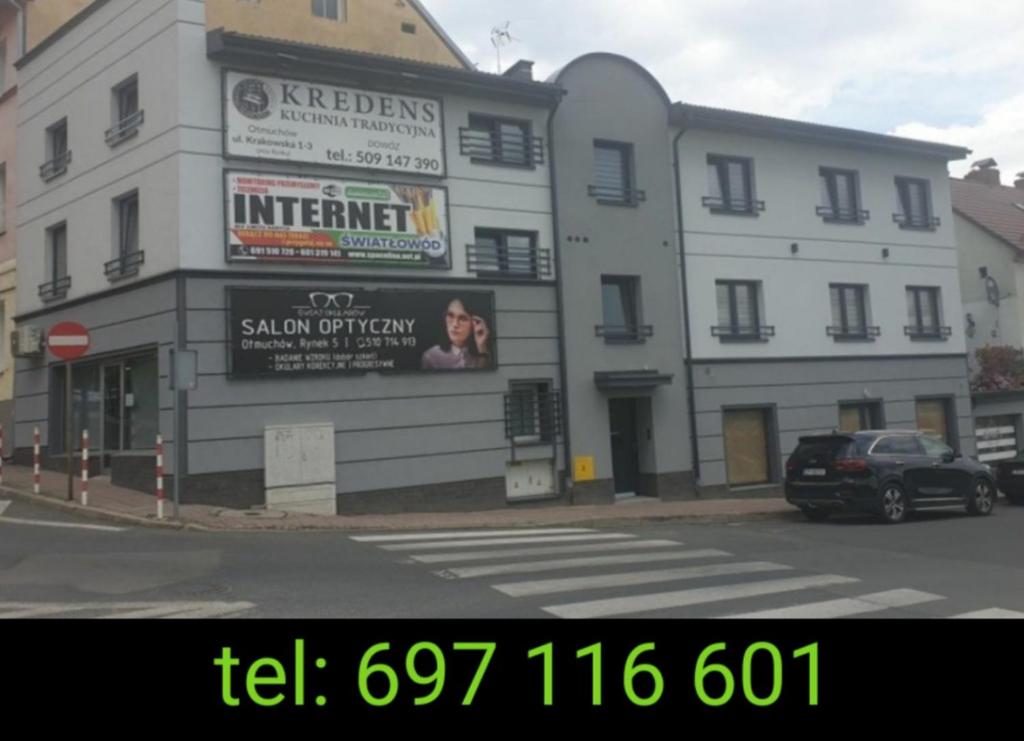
0,464,794,532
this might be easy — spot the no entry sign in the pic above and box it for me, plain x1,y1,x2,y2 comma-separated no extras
47,321,91,361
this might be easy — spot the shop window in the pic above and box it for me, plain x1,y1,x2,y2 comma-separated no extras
839,402,883,432
916,398,953,445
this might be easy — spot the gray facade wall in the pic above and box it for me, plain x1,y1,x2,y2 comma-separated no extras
551,55,693,502
693,355,975,489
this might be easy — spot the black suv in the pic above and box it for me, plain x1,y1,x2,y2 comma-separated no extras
785,430,996,523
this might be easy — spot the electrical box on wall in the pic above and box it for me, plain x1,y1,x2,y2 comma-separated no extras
505,459,556,500
11,326,44,358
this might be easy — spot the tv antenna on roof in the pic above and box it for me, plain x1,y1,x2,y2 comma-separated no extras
491,21,519,73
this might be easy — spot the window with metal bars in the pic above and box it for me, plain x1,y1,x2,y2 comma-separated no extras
704,155,763,214
713,280,772,341
590,140,643,204
894,177,938,229
506,381,557,444
905,286,950,339
828,284,879,340
818,167,867,223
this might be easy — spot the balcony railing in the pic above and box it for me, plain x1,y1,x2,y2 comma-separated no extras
104,250,145,280
40,151,72,181
588,184,646,205
595,324,654,342
466,243,552,279
904,324,952,340
38,276,71,302
711,324,775,342
503,390,562,445
893,213,940,229
702,196,765,214
458,128,544,167
816,205,870,223
827,325,881,340
105,110,145,146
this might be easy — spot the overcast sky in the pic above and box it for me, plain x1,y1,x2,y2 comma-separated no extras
423,0,1024,182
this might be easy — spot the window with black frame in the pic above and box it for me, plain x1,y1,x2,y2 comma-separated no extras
598,276,650,341
818,167,866,223
41,119,70,180
828,284,878,339
705,155,762,214
506,380,554,444
312,0,346,21
39,223,69,301
107,76,143,146
714,280,772,341
905,286,949,339
590,141,642,204
464,115,534,166
894,177,938,229
471,228,540,277
106,192,143,280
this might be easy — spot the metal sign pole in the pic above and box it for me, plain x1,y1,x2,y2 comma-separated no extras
65,361,73,502
173,381,180,520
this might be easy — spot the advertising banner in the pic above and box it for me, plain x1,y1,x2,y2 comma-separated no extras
227,287,497,377
225,71,445,176
227,172,449,268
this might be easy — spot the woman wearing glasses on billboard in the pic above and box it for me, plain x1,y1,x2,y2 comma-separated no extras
421,296,492,370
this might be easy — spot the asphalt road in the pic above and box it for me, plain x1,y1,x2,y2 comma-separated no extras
2,497,1023,619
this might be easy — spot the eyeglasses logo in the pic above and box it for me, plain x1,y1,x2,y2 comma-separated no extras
293,292,371,312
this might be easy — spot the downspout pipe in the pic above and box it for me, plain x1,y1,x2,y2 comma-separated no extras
672,123,701,484
546,92,572,503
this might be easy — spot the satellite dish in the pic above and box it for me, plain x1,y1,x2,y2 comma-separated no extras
986,276,1001,306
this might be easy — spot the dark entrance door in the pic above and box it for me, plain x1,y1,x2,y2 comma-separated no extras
609,399,640,494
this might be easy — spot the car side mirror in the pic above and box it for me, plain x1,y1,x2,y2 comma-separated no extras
942,452,956,463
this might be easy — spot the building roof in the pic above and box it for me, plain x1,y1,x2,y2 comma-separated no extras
951,177,1024,253
207,30,564,107
672,102,971,161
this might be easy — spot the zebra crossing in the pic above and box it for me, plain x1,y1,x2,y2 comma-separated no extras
352,526,1024,619
0,601,257,619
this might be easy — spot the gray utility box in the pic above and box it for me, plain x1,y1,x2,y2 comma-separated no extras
264,423,337,515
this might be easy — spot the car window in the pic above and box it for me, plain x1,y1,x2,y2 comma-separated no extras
919,435,953,458
872,436,923,455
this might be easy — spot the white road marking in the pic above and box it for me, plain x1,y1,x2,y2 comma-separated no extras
409,539,684,564
437,549,733,579
0,501,10,517
351,528,594,542
0,601,256,619
721,589,946,619
0,517,125,532
542,574,860,619
381,533,635,551
949,608,1024,619
496,561,792,598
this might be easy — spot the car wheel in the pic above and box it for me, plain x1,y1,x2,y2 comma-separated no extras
800,506,831,522
878,483,908,524
967,479,996,516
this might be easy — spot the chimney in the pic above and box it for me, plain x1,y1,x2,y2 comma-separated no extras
1015,171,1024,190
503,59,534,81
964,157,1001,186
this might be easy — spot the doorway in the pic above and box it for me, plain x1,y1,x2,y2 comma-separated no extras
608,398,641,495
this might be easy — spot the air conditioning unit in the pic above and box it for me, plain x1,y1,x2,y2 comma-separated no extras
12,326,44,358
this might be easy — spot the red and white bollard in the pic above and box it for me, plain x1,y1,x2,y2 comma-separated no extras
33,427,41,495
156,434,165,520
81,430,89,507
0,424,5,487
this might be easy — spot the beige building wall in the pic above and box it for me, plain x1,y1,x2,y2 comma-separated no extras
26,0,93,49
206,0,467,68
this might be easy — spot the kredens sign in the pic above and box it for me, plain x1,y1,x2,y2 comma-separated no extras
225,71,445,176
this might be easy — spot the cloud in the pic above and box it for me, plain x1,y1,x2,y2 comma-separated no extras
890,93,1024,180
421,0,1024,147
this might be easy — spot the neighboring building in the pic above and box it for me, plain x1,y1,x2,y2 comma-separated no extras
672,105,974,491
952,161,1024,464
549,54,693,503
13,0,564,513
0,0,91,458
205,0,472,69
